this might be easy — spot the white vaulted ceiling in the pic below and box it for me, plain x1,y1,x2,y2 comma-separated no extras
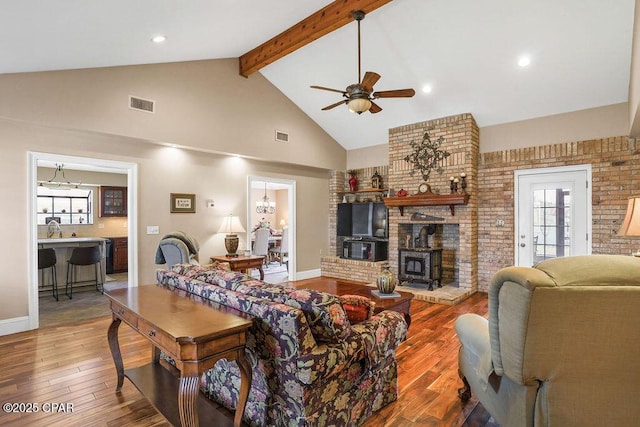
0,0,635,150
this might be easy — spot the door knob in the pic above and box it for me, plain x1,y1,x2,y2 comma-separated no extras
520,243,526,247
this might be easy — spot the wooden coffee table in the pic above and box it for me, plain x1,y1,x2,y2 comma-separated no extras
106,285,253,427
293,278,413,326
211,255,265,280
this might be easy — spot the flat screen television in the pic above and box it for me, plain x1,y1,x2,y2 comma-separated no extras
337,202,387,238
351,203,373,236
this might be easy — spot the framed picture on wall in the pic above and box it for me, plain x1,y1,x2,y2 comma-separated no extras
170,193,196,213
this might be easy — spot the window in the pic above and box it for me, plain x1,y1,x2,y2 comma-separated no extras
37,186,93,225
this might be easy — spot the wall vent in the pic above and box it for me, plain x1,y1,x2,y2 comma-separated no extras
275,130,289,143
129,95,155,113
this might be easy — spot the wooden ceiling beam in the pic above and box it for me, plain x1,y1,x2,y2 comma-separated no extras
239,0,392,77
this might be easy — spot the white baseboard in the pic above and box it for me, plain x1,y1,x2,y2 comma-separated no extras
295,268,321,280
0,316,32,336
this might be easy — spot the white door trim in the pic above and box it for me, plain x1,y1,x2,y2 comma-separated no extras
514,164,592,266
27,152,138,332
247,176,296,281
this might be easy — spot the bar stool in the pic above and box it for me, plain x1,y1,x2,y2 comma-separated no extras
38,248,58,301
66,245,103,299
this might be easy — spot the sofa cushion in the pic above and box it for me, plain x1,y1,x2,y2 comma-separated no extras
240,285,351,342
339,294,374,323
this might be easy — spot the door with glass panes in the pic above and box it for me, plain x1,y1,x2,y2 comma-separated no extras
515,166,591,267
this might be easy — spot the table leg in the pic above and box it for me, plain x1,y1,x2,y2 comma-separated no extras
151,345,161,364
178,375,200,427
258,265,264,280
235,349,253,427
107,317,124,393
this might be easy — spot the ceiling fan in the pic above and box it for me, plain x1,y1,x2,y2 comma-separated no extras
310,10,415,115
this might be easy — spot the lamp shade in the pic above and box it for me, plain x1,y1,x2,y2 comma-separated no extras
348,98,372,114
217,215,246,234
618,197,640,237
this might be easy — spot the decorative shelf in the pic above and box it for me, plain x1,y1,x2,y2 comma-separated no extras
338,188,388,195
383,193,470,216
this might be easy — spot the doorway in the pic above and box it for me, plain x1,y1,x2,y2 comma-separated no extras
515,165,591,267
28,152,138,330
247,176,296,282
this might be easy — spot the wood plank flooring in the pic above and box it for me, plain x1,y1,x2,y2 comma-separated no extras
0,278,491,426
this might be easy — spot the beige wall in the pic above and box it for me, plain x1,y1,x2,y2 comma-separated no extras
0,57,340,327
0,127,330,325
347,103,630,161
346,144,388,170
0,58,346,171
480,103,629,153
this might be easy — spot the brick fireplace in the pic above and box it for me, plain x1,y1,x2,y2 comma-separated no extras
386,113,479,302
322,113,479,304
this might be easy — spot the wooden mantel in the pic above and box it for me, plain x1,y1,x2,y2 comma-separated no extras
383,193,470,216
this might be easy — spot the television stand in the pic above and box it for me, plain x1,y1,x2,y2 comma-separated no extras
342,238,388,261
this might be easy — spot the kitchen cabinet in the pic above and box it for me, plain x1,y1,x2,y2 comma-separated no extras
100,186,127,217
112,237,128,273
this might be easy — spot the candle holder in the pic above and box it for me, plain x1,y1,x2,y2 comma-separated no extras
449,176,456,194
460,173,467,194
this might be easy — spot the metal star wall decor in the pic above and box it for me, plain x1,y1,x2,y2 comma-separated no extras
404,131,451,182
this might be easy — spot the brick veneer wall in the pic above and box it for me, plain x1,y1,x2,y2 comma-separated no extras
477,136,640,291
388,114,479,291
324,166,390,281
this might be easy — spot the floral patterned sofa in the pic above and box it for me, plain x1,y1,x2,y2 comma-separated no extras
156,263,408,427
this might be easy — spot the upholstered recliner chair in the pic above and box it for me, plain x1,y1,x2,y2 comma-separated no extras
155,231,200,269
455,255,640,427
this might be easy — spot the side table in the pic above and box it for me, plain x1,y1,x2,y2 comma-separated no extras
106,285,253,427
211,255,265,280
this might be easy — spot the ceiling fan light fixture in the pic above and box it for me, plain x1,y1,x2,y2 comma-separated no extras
348,98,371,114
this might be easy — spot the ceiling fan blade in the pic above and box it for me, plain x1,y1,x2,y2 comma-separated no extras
360,71,381,92
310,85,346,95
372,88,416,98
321,100,348,111
369,101,382,114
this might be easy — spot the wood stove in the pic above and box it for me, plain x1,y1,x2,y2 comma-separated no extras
398,248,442,290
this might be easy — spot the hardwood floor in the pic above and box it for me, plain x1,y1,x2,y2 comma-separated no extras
0,278,491,426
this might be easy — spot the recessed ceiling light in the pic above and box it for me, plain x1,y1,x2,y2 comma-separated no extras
518,55,531,67
151,35,167,44
422,85,433,94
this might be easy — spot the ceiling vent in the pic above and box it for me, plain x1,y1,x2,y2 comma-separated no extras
129,95,155,113
275,130,289,143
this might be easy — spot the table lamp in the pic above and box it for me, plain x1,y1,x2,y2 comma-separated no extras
218,214,246,257
617,197,640,256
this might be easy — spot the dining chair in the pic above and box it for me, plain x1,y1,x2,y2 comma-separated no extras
269,226,289,266
253,228,270,265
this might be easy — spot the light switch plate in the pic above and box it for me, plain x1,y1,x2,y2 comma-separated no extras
147,225,159,235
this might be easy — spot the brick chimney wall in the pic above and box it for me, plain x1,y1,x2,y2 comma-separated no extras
388,113,479,291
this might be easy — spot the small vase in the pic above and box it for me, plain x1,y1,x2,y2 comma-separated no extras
376,264,398,294
348,175,358,192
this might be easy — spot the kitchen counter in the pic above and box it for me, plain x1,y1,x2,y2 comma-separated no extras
38,237,108,245
37,237,107,292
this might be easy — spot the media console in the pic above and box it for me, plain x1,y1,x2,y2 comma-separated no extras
342,239,388,261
